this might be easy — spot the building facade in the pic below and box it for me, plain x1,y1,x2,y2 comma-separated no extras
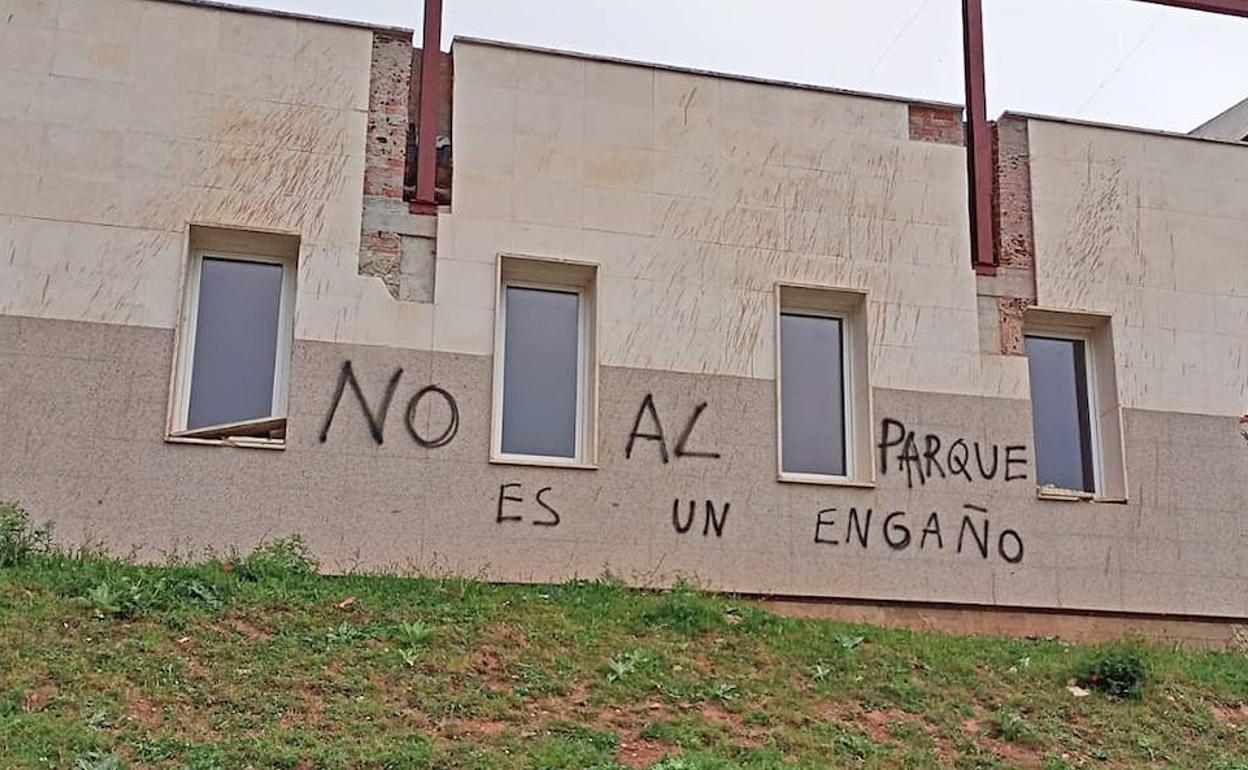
3,0,1247,641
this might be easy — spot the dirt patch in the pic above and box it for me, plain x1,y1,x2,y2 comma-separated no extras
444,717,510,740
1212,703,1248,727
618,737,674,769
699,702,766,747
128,696,163,729
961,714,1043,768
23,685,58,713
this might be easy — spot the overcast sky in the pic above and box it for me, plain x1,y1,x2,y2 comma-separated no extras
244,0,1248,133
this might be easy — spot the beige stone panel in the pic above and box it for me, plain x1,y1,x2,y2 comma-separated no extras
652,151,721,200
219,10,298,58
584,61,653,105
213,51,295,104
0,119,46,174
444,214,586,266
584,96,653,149
454,125,515,177
290,22,372,112
432,302,494,356
582,188,658,236
0,22,55,74
432,258,496,311
5,0,60,28
653,71,720,157
452,171,513,220
452,42,517,88
43,124,126,179
581,146,654,192
51,28,135,83
512,178,582,228
516,89,583,141
515,49,585,96
720,118,783,167
0,68,39,122
455,82,516,133
653,195,724,243
720,161,785,209
514,134,581,184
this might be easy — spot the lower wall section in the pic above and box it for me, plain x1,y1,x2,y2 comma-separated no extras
2,314,1246,624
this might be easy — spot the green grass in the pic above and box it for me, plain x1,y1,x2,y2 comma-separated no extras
1,505,1247,768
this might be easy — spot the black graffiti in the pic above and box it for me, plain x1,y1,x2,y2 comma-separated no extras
672,499,729,537
496,483,562,527
813,503,1023,564
404,385,459,448
674,402,720,459
320,361,459,448
320,362,404,444
626,395,721,463
878,417,1029,488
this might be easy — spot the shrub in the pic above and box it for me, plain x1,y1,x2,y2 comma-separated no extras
1076,645,1149,700
232,536,318,581
0,501,53,567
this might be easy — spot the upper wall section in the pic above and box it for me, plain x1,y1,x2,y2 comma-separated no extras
0,0,435,349
437,41,997,393
1026,117,1248,416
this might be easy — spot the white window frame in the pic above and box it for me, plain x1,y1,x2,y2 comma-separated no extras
774,283,874,488
168,247,296,447
1024,329,1103,498
777,308,854,483
490,254,598,469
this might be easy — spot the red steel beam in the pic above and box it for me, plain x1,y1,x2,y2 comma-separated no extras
962,0,996,274
1140,0,1248,16
412,0,443,212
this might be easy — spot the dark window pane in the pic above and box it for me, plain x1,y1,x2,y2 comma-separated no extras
780,313,846,476
1025,335,1095,492
501,286,580,458
187,257,284,430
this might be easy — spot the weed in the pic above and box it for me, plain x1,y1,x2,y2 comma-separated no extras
989,709,1039,745
73,752,125,770
705,682,738,702
392,620,437,647
605,649,648,683
232,536,318,581
641,580,722,635
0,502,53,567
1075,644,1149,700
806,663,832,683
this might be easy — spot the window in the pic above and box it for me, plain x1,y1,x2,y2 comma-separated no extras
780,312,847,476
776,284,872,484
169,227,298,447
1025,334,1097,493
492,255,597,466
1024,310,1126,501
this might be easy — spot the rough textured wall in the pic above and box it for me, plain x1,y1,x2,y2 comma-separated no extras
3,313,1246,620
1028,119,1248,417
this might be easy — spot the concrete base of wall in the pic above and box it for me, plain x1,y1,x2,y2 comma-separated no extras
761,597,1248,650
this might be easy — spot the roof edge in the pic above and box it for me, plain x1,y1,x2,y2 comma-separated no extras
452,36,965,112
1002,110,1248,148
151,0,414,36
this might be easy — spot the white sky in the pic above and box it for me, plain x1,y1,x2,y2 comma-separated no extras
241,0,1248,133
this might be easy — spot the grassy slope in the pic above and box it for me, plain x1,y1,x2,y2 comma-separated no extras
1,541,1247,770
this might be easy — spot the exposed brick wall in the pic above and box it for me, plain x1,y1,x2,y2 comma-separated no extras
993,116,1036,269
361,29,438,301
364,31,412,200
980,115,1038,357
908,104,964,146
